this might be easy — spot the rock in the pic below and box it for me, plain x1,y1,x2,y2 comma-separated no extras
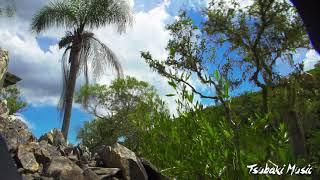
21,173,40,180
57,144,72,156
89,167,121,176
0,49,9,89
0,100,9,118
39,129,65,147
71,144,92,164
140,158,169,180
88,160,97,167
0,101,164,180
68,155,78,162
51,129,65,146
34,146,51,165
39,133,53,145
94,153,104,167
83,168,100,180
45,156,84,180
18,151,39,173
40,176,55,180
17,143,40,173
0,114,35,152
99,143,148,180
63,145,74,156
39,140,61,157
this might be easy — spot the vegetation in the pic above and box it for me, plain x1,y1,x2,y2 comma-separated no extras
137,0,318,179
31,0,133,139
76,77,169,153
0,85,27,115
6,0,317,179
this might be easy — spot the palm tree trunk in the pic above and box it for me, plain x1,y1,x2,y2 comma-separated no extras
61,43,81,139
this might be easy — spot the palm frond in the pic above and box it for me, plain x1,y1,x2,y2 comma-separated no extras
31,1,77,33
58,31,74,49
84,0,133,33
76,32,123,81
89,36,123,79
58,46,71,114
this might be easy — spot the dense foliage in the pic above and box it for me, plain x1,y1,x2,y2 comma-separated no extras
76,0,319,179
76,77,169,153
0,85,27,115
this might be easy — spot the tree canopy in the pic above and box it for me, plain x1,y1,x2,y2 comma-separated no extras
76,77,170,153
31,0,133,138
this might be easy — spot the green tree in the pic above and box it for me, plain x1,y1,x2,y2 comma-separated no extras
76,77,169,153
204,0,310,113
31,0,133,139
141,0,311,175
0,85,27,115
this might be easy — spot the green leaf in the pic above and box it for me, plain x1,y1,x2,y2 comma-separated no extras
214,70,220,80
168,81,177,89
166,93,176,97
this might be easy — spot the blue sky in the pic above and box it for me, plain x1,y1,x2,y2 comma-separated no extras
0,0,216,144
1,0,319,144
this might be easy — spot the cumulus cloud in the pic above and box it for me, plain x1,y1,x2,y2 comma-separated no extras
303,50,320,71
14,113,35,130
93,1,179,113
0,0,183,114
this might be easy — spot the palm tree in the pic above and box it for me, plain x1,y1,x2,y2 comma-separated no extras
31,0,133,139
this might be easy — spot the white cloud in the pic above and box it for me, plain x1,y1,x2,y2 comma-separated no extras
13,113,35,130
303,50,320,71
93,1,178,114
0,0,181,114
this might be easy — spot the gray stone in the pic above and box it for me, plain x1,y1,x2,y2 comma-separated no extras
17,143,40,173
140,158,169,180
46,156,84,180
89,167,121,176
39,140,61,157
99,143,148,180
0,49,9,89
39,133,53,145
83,168,100,180
0,114,35,152
39,129,65,147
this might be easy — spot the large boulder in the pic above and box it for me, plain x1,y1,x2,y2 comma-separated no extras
99,143,148,180
0,110,35,152
45,156,84,180
17,143,40,173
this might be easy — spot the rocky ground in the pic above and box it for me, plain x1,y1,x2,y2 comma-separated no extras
0,100,167,180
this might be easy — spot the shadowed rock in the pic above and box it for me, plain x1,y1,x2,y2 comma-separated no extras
99,143,148,180
46,156,84,180
140,158,169,180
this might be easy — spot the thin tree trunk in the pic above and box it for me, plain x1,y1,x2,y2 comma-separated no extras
285,83,307,159
61,43,81,139
285,110,307,158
